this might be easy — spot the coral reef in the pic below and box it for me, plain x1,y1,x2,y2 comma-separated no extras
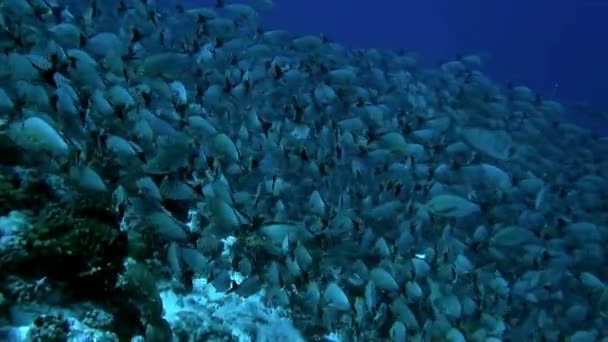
0,167,141,339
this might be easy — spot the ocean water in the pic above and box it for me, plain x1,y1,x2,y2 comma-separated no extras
183,0,608,135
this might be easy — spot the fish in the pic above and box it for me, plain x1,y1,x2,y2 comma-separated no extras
0,1,606,341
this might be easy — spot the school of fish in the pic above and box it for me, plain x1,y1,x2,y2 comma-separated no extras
0,0,607,341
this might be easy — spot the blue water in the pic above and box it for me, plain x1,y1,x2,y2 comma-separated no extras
184,0,608,134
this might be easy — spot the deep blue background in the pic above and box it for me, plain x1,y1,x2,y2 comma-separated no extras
182,0,608,135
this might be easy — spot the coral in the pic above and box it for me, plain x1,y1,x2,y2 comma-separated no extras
160,276,305,342
0,211,30,271
0,166,153,340
0,172,129,309
170,310,237,342
81,308,115,331
117,259,172,341
27,314,70,342
0,170,56,217
254,319,306,342
117,260,164,325
66,317,120,342
24,313,121,342
16,194,128,300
